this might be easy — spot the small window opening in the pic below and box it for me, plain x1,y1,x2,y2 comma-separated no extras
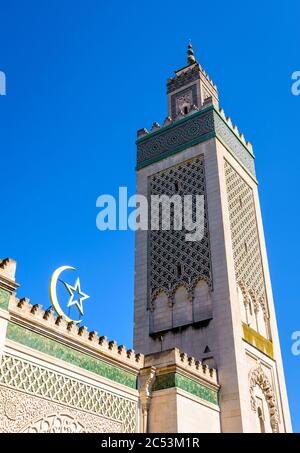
249,300,253,316
177,263,183,277
174,181,180,192
183,106,189,114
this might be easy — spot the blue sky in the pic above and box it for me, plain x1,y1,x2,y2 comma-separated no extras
0,0,299,431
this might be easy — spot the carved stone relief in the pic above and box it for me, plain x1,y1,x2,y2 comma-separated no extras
249,363,279,433
0,385,122,433
0,354,137,432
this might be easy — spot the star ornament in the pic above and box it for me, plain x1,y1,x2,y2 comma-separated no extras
63,277,89,316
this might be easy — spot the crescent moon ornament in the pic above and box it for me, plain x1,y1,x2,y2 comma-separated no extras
49,265,89,324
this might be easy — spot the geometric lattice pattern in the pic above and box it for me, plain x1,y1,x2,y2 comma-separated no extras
224,160,267,304
0,354,137,433
215,115,255,177
149,156,212,304
0,385,122,433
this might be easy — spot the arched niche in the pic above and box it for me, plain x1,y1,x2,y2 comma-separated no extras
193,279,212,323
173,285,192,328
150,290,172,333
249,364,279,433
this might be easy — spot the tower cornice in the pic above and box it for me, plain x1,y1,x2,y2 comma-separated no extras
136,102,256,181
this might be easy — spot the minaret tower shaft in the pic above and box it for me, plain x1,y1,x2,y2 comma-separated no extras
134,44,292,432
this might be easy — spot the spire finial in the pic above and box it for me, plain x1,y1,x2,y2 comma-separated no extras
187,41,197,65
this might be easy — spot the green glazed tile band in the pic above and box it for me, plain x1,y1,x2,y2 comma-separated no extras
6,322,137,389
152,371,218,405
0,288,10,311
136,105,255,179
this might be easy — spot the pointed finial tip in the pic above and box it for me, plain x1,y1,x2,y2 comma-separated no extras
187,41,197,65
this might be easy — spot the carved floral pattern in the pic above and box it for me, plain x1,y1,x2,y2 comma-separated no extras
249,363,279,433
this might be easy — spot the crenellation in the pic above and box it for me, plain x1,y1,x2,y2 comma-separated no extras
0,257,17,281
77,325,89,340
66,320,76,333
55,315,63,326
135,352,141,363
117,344,125,354
163,116,172,127
127,348,134,359
17,297,30,309
145,349,218,388
6,291,145,371
219,107,225,117
47,310,58,328
187,356,194,366
88,330,98,341
43,308,53,321
137,128,149,138
151,122,160,132
226,116,232,127
108,339,117,351
98,335,108,347
30,303,41,315
179,351,187,363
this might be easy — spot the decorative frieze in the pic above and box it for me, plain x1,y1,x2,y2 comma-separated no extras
167,64,201,93
6,322,138,389
136,105,255,179
152,372,218,406
137,108,214,169
0,355,136,432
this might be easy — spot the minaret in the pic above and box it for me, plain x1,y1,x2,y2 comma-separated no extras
134,44,292,432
